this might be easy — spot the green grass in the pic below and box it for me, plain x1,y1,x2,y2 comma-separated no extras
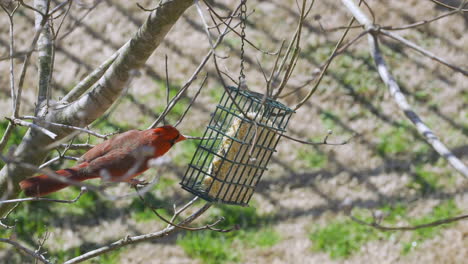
376,125,430,158
319,110,339,131
309,212,389,259
304,43,382,98
178,231,239,264
407,165,439,195
377,127,411,156
177,205,281,263
298,148,328,169
0,120,28,167
208,87,225,103
309,200,460,259
153,80,190,124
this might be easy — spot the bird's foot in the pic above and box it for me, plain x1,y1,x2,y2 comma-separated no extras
129,178,149,188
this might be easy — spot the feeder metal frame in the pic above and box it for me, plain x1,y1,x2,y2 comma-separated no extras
180,86,294,206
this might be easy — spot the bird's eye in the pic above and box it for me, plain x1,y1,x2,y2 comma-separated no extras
169,134,179,146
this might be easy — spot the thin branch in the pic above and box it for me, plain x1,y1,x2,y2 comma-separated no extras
39,155,79,169
0,203,19,229
59,143,94,150
272,0,310,98
20,116,110,139
49,0,72,15
0,238,51,264
0,3,19,154
1,3,18,114
282,131,357,146
0,124,15,154
204,1,277,55
382,9,459,31
174,75,208,127
379,29,468,76
6,118,57,139
165,55,171,108
136,2,160,12
0,187,87,205
63,202,212,264
293,9,359,110
136,188,233,232
350,212,468,231
52,0,73,39
18,0,45,16
149,6,241,129
429,0,468,11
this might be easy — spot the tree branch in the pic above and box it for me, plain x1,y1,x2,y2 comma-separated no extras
0,0,195,217
34,0,54,114
340,0,468,178
63,201,211,264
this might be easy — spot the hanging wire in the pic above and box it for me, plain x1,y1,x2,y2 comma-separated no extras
238,0,247,90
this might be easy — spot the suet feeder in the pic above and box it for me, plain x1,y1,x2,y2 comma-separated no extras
180,86,294,206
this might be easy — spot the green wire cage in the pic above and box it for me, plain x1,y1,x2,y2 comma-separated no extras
180,86,294,206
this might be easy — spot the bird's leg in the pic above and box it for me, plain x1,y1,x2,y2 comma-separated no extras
128,178,149,187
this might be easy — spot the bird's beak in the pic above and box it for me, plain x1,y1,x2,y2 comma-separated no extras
177,134,186,143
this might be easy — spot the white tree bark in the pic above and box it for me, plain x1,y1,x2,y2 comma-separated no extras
0,0,194,217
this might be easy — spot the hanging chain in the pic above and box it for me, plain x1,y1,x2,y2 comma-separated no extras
238,0,247,90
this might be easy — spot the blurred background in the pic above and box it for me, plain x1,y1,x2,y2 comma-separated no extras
0,0,467,263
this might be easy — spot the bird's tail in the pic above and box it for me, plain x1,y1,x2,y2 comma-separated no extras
19,167,92,197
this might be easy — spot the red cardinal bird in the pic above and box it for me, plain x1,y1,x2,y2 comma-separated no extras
19,125,186,197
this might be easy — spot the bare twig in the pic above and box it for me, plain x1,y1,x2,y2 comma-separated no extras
350,211,468,231
204,1,277,55
282,131,357,146
379,29,468,76
18,0,45,16
0,203,19,229
60,143,94,150
1,2,19,113
20,116,110,139
429,0,468,11
165,55,171,107
0,238,51,264
293,8,359,110
0,187,87,205
382,9,459,31
0,3,19,154
136,2,160,12
135,188,233,232
273,0,310,98
174,75,208,127
49,0,73,15
149,6,242,129
6,118,57,139
63,201,212,264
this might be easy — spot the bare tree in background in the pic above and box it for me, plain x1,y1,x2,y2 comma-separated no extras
0,0,467,263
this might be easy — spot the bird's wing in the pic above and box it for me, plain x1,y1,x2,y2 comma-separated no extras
82,147,148,181
80,129,142,163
